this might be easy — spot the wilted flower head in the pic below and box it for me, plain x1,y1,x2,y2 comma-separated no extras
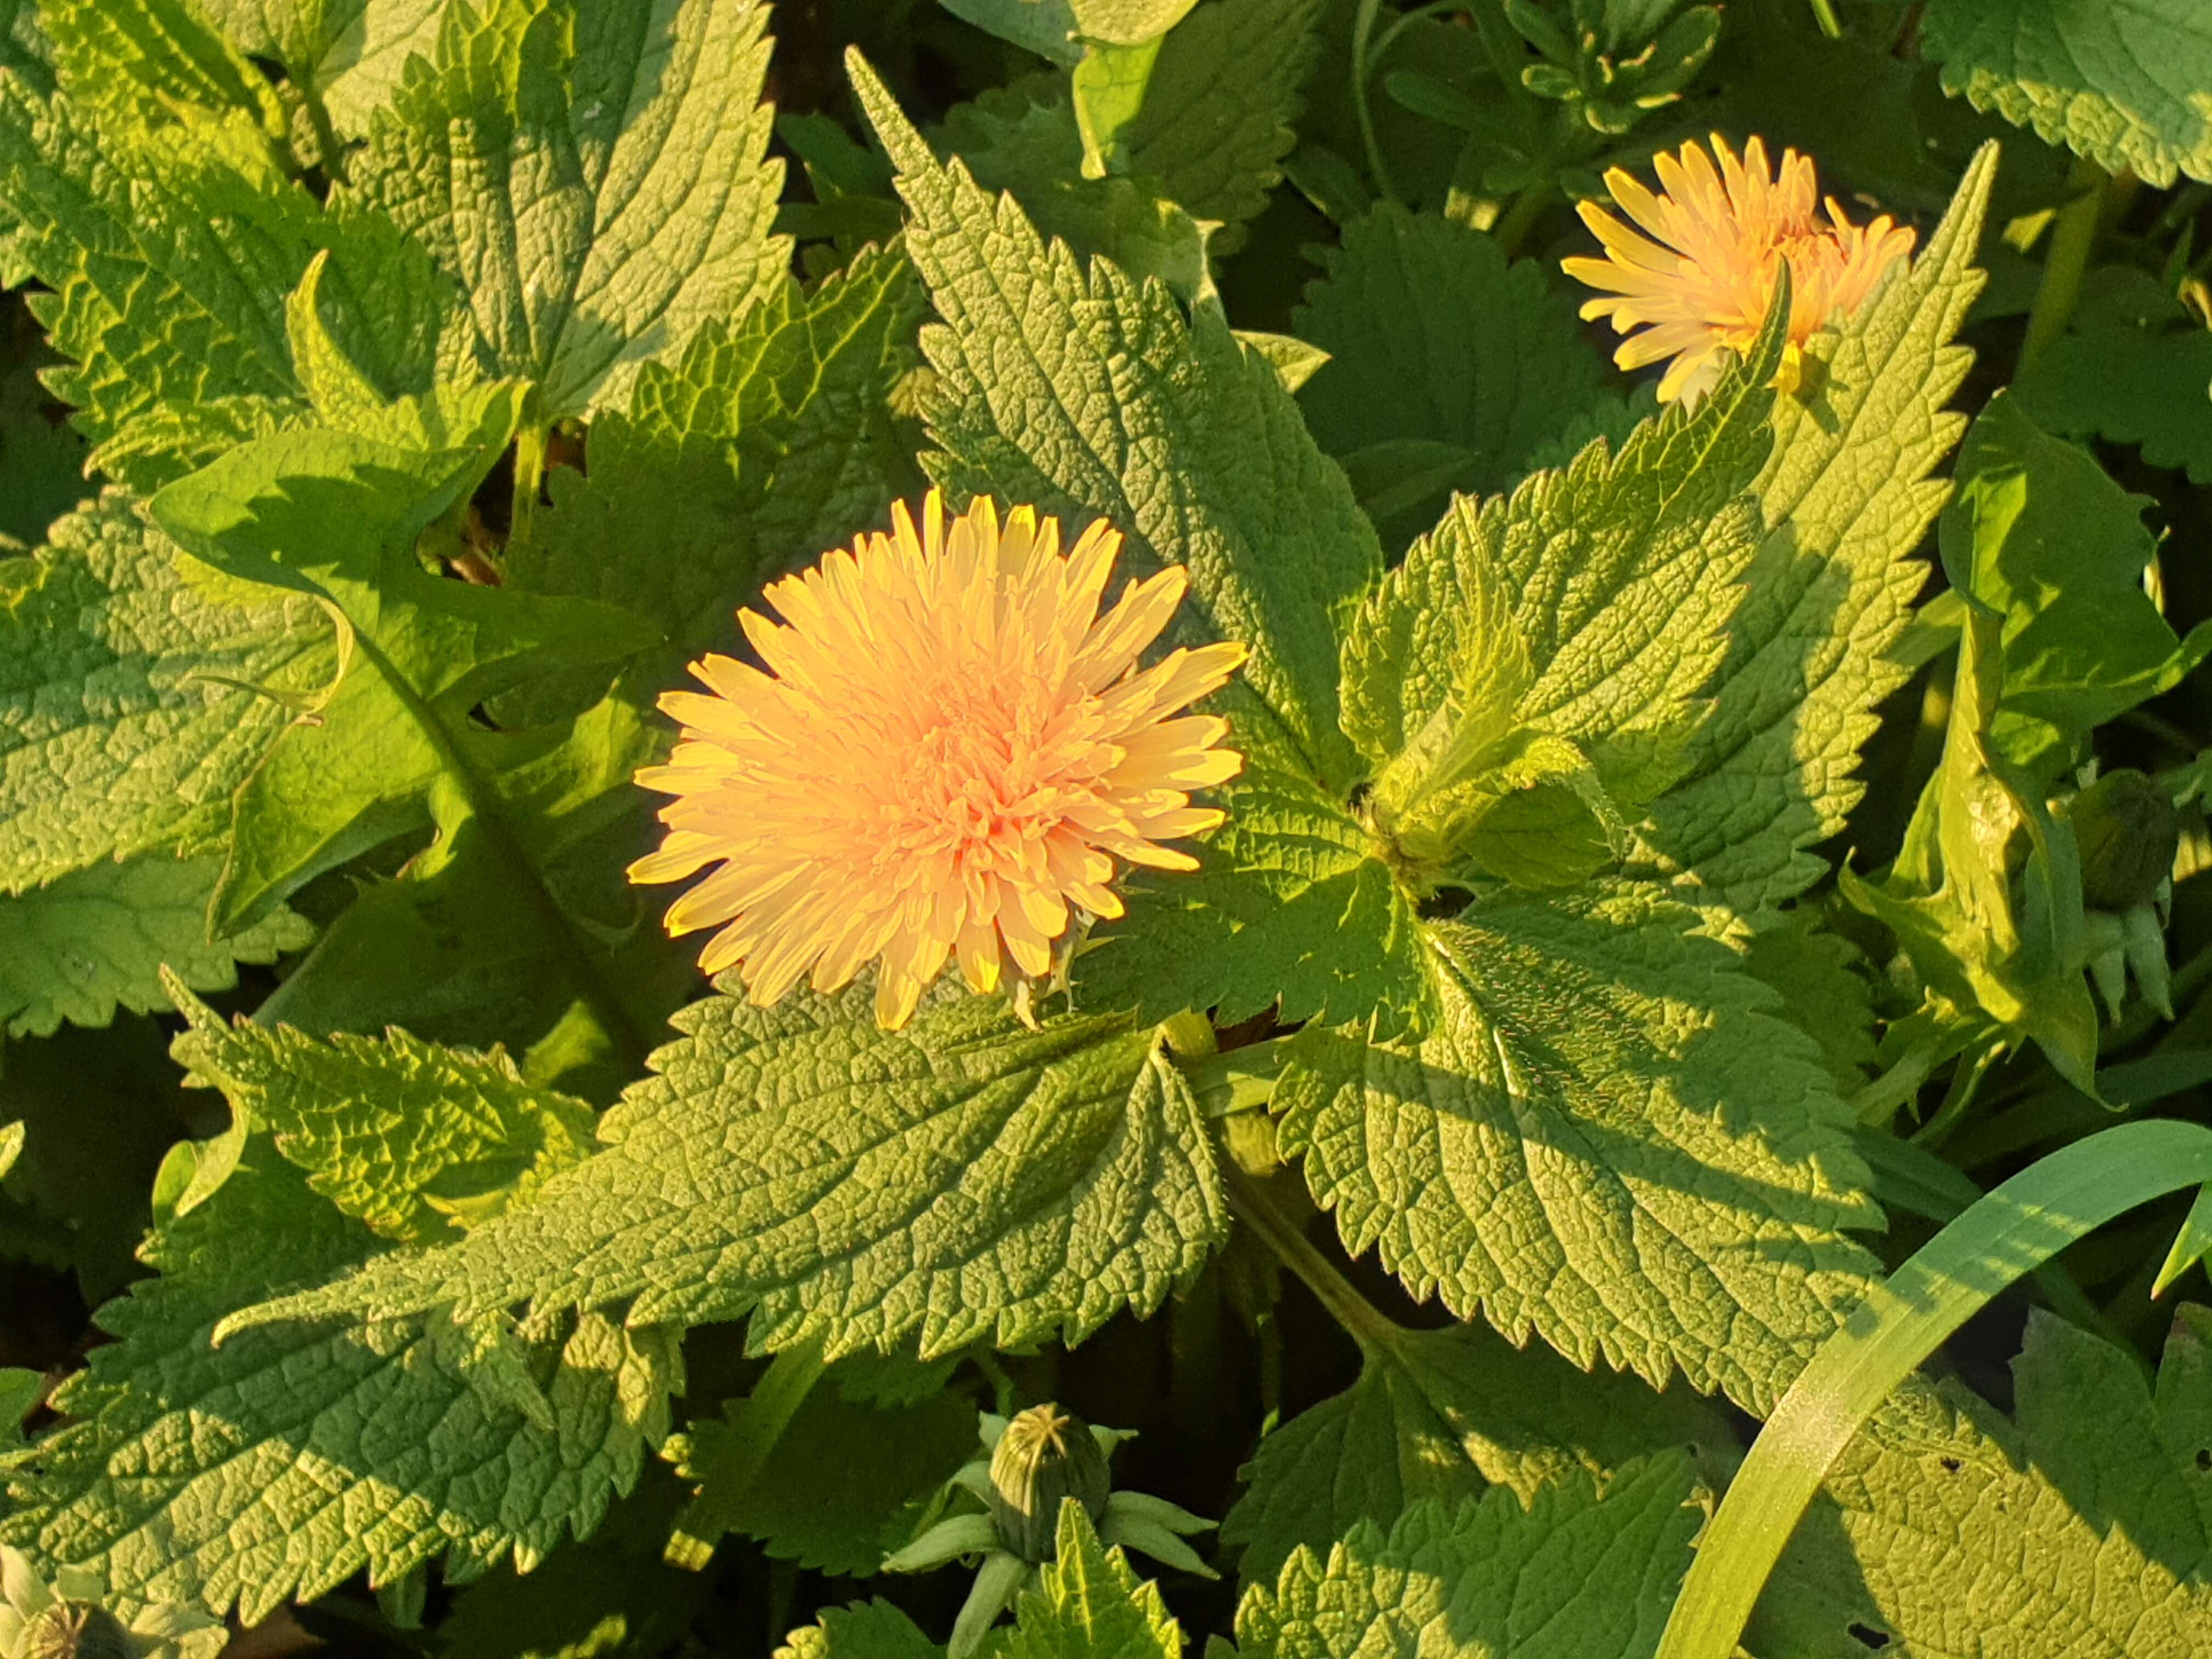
1563,133,1916,403
630,490,1246,1028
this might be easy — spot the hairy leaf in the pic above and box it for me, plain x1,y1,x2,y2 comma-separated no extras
218,983,1229,1361
997,1502,1184,1659
1232,1455,1703,1658
1278,881,1882,1415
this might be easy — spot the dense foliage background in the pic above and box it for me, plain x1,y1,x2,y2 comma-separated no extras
3,0,2212,1655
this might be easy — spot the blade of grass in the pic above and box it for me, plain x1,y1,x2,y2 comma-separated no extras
1656,1117,2212,1659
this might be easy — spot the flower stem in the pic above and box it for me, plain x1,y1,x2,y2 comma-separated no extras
664,1339,828,1570
2019,160,2108,377
1492,182,1553,258
298,75,349,187
1350,0,1403,208
1222,1161,1400,1353
510,422,549,555
1806,0,1843,38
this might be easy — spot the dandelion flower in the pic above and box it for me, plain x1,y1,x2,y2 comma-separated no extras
630,490,1248,1029
1562,133,1916,404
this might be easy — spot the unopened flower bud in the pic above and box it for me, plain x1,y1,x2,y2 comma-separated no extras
2069,769,2179,912
20,1604,131,1659
988,1403,1111,1563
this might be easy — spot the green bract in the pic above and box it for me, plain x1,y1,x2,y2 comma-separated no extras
2,3,2210,1656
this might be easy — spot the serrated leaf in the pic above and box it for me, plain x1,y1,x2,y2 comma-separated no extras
345,0,787,421
1742,917,1878,1094
218,983,1229,1361
1231,1455,1703,1659
2015,268,2212,485
991,1502,1184,1659
40,0,279,132
1277,880,1882,1416
1292,208,1617,548
1630,144,1999,917
1221,1313,1731,1587
0,854,311,1039
510,244,922,675
0,489,334,891
1923,0,2212,187
1,1142,677,1620
1756,1307,2212,1655
854,52,1380,793
167,985,598,1245
778,1601,945,1659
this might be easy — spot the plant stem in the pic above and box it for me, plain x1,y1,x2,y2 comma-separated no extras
664,1340,828,1570
1492,182,1552,257
1222,1161,1400,1353
1806,0,1843,38
298,75,349,187
510,424,549,556
2019,160,2108,376
1350,0,1403,208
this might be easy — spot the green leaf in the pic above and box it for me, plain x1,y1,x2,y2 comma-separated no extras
1,1141,678,1620
510,244,923,673
1941,393,2212,782
218,984,1229,1361
993,1502,1184,1659
40,0,280,132
1221,1317,1731,1587
346,0,788,421
1630,144,2000,917
939,0,1085,65
1292,208,1616,548
1344,307,1780,884
1922,0,2212,187
685,1367,979,1577
854,50,1381,793
0,489,334,891
778,1601,946,1659
0,854,311,1039
2015,268,2212,484
167,980,599,1245
1278,880,1882,1416
1741,918,1879,1095
1756,1307,2212,1656
1231,1455,1704,1658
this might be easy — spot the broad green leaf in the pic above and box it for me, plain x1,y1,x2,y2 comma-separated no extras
680,1365,978,1577
1073,0,1202,43
145,404,656,937
1922,0,2212,187
1941,394,2212,783
0,855,311,1039
0,490,334,891
854,50,1381,792
167,981,599,1245
1756,1308,2212,1656
1232,1456,1703,1659
1293,208,1616,548
992,1502,1184,1659
1221,1315,1731,1586
939,0,1085,65
195,0,440,134
0,1142,678,1620
40,0,279,132
218,983,1229,1361
778,1602,945,1659
2015,268,2212,484
1742,918,1879,1095
1071,715,1428,1035
1630,144,1999,917
345,0,788,421
1278,881,1882,1415
510,244,923,675
0,84,458,488
1344,308,1780,885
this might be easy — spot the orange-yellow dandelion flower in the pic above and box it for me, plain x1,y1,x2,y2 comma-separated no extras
1562,133,1916,404
629,490,1248,1029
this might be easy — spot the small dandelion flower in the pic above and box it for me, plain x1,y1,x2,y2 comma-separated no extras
629,490,1248,1029
1562,133,1916,404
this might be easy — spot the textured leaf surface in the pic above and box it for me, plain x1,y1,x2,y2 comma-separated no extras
0,855,311,1038
777,1602,944,1659
0,1143,676,1620
221,983,1229,1360
41,0,275,130
169,989,599,1246
855,53,1379,791
0,489,332,891
346,0,787,420
1294,208,1615,545
1756,1307,2212,1657
993,1503,1184,1659
511,245,922,663
1631,145,1998,916
1278,881,1882,1415
1221,1317,1731,1586
1232,1456,1703,1659
2016,267,2212,486
1923,0,2212,187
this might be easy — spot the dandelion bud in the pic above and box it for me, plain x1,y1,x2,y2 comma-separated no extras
19,1604,130,1659
2069,769,2179,912
988,1403,1112,1563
